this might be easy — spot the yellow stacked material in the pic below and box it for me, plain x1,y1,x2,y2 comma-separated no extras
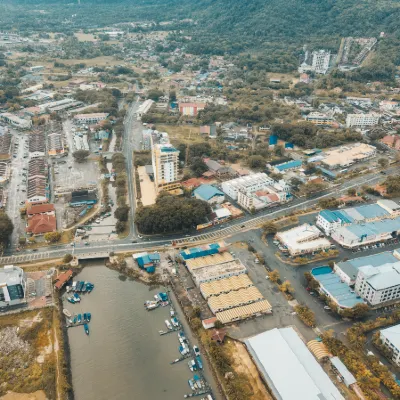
307,340,330,360
208,286,264,313
216,300,272,324
186,252,233,271
200,275,253,299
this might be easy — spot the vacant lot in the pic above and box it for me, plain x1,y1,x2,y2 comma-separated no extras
74,32,98,42
55,56,121,67
156,124,203,146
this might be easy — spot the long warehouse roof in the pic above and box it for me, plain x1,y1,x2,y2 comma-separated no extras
186,252,233,271
200,274,253,298
216,300,272,324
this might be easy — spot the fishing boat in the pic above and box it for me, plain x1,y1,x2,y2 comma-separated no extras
86,282,94,293
83,323,89,335
86,313,91,322
193,345,200,357
63,309,72,318
71,281,77,291
78,281,85,292
83,313,88,321
67,296,76,304
196,355,203,370
188,359,197,372
194,375,203,389
77,314,82,323
188,379,196,391
81,283,87,293
66,286,71,293
145,301,158,310
171,317,179,327
178,331,185,339
170,308,175,317
73,293,81,302
165,320,172,330
179,345,189,355
179,337,186,345
73,315,77,324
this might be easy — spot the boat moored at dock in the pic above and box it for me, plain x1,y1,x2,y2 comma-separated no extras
193,345,200,357
165,320,172,330
84,323,89,335
63,309,72,318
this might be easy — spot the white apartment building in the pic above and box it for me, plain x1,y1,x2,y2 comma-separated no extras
73,113,109,125
355,262,400,306
306,112,334,126
151,143,180,193
312,50,331,74
221,173,274,200
380,324,400,366
346,113,380,128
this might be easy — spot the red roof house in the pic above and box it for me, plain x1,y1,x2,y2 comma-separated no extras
26,214,56,235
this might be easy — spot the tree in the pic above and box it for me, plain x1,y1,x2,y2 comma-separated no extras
300,181,328,197
73,150,90,163
44,231,62,243
352,303,369,319
262,221,277,235
214,320,223,329
192,306,201,319
347,188,357,196
378,158,389,169
147,89,164,102
269,269,280,282
189,157,208,177
63,254,73,263
115,220,126,233
114,205,130,222
248,155,265,169
280,280,294,294
294,305,316,327
318,197,339,209
0,212,13,245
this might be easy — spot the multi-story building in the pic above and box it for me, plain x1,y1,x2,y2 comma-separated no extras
29,132,46,158
151,142,180,193
0,113,32,129
306,112,335,126
47,132,65,156
221,173,275,200
0,265,27,308
312,50,331,74
73,113,109,125
380,324,400,366
179,102,206,117
346,113,380,128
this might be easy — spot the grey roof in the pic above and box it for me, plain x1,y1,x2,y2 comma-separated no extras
0,265,24,286
360,262,400,290
245,327,344,400
205,159,222,171
330,357,356,387
379,199,400,212
336,251,400,281
381,324,400,351
145,165,153,175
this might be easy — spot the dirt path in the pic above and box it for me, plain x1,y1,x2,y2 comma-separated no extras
230,341,272,400
0,392,47,400
53,313,61,400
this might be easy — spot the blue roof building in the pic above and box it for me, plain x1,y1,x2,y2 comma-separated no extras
135,252,160,273
180,242,226,260
193,184,225,204
312,266,364,309
269,135,278,145
273,160,302,173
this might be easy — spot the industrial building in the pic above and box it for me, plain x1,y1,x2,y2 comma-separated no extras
185,251,234,272
331,216,400,248
317,200,400,235
70,190,97,207
200,274,253,299
272,160,303,174
276,224,331,256
346,113,380,128
29,132,46,158
320,143,376,169
215,300,272,324
0,132,12,156
193,184,225,204
47,132,65,156
0,265,27,308
379,324,400,366
245,327,344,400
73,113,109,125
0,112,32,129
137,99,154,117
180,241,227,260
132,252,160,273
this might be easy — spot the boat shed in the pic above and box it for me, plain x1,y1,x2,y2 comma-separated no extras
133,252,160,273
180,241,227,260
54,270,73,290
330,356,357,387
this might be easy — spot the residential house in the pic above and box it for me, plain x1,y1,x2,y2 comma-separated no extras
193,184,225,204
26,214,56,235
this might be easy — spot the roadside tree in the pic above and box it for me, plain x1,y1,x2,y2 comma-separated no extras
73,150,90,163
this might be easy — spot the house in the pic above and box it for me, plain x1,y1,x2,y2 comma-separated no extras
27,177,48,204
132,252,161,273
26,214,56,235
27,203,55,219
193,184,225,204
204,159,233,179
381,135,400,151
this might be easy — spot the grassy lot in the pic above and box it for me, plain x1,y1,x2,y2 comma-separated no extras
55,56,121,67
0,308,57,399
74,32,98,42
156,124,203,146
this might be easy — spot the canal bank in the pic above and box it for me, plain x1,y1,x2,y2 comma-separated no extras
62,263,221,400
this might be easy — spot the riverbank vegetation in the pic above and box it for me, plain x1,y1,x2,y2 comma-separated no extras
0,308,57,398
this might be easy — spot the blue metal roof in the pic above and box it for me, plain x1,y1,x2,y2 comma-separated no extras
193,184,224,201
319,210,340,223
344,217,400,239
269,135,278,145
312,267,363,308
353,204,389,220
317,167,337,178
275,160,302,171
334,210,354,224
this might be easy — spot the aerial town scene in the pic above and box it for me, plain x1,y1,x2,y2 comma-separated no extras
0,0,400,399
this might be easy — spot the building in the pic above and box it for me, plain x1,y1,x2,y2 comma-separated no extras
132,252,160,273
28,157,47,179
320,143,376,170
311,266,364,309
0,132,12,156
193,184,225,204
381,135,400,151
179,102,206,117
330,357,357,388
151,143,179,192
73,113,108,125
0,162,10,185
29,132,46,158
137,99,154,117
180,241,227,260
221,173,275,200
273,160,302,174
0,187,6,208
27,177,48,204
204,159,232,179
73,134,89,151
276,224,331,256
216,300,272,324
0,265,27,308
245,327,344,400
0,113,32,129
70,190,97,207
317,200,399,235
26,214,57,235
54,270,73,290
306,112,335,126
27,203,55,219
346,113,380,128
380,324,400,366
200,274,253,299
331,216,400,249
47,132,65,156
312,50,331,74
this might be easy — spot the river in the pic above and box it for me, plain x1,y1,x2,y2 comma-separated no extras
63,264,221,400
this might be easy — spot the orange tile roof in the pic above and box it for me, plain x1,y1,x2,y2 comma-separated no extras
27,214,56,234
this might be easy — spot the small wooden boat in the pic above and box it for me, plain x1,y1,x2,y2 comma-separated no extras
63,309,72,318
84,323,89,335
